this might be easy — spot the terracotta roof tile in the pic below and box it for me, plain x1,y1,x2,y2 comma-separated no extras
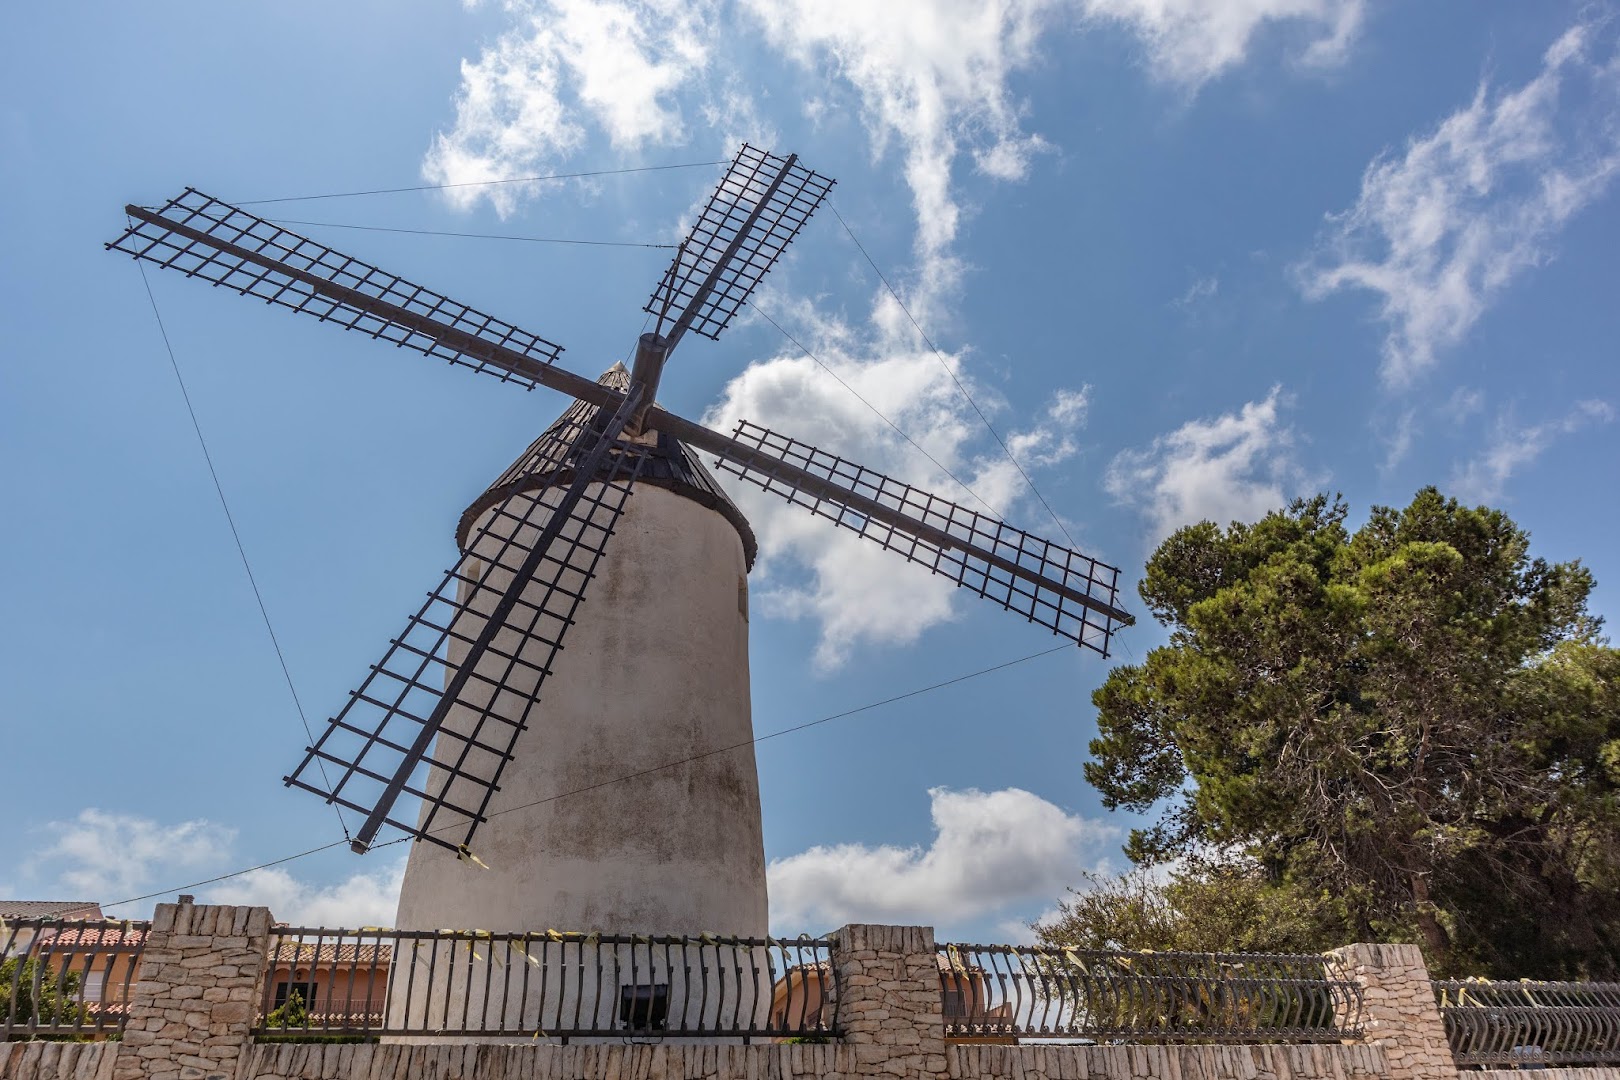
36,925,148,949
0,901,105,920
269,942,393,966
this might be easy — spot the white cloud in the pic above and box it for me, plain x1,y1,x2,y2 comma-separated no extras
1082,0,1364,88
1105,387,1309,541
1452,399,1614,503
28,809,235,901
423,0,716,215
1302,21,1620,385
767,786,1120,935
1379,408,1417,473
1174,274,1219,308
206,858,407,929
740,0,1061,307
20,808,402,927
1444,386,1485,424
704,308,1090,669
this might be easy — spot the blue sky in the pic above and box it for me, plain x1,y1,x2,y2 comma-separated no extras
3,0,1618,943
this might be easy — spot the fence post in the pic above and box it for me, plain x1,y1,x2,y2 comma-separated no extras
1327,943,1455,1080
113,901,272,1080
829,923,947,1080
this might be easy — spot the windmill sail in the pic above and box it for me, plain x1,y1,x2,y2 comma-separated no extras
709,419,1131,656
645,144,834,347
108,190,570,391
287,390,649,853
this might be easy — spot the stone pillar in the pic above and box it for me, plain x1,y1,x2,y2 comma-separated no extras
829,924,947,1080
115,902,272,1080
1328,943,1456,1080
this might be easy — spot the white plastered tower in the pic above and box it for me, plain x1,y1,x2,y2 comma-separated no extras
393,365,767,939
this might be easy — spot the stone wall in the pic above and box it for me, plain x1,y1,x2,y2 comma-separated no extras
947,1043,1389,1080
831,923,948,1080
239,1042,847,1079
0,1044,115,1080
114,901,271,1080
6,904,1620,1080
1329,944,1455,1080
1472,1072,1620,1080
232,1040,1394,1080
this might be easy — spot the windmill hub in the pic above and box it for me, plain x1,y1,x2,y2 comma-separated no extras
626,332,670,437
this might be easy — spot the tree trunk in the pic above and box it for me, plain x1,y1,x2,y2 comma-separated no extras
1410,872,1452,970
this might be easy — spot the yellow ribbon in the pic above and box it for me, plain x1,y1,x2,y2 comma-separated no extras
457,846,491,870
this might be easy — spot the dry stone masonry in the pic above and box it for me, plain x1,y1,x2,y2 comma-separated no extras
1329,944,1457,1080
114,902,271,1080
5,906,1620,1080
830,924,949,1080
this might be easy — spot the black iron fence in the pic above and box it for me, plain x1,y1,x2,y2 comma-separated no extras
256,927,837,1040
0,918,149,1040
1436,979,1620,1067
936,943,1363,1042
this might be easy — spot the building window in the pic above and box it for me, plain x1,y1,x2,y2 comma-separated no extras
81,970,106,1003
619,983,669,1031
275,981,320,1010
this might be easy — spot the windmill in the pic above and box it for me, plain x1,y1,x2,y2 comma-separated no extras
108,145,1135,940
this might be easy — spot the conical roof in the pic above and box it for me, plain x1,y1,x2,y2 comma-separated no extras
457,363,757,567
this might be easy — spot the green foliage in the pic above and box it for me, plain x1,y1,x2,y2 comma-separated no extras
1036,863,1352,955
1033,864,1348,1033
1086,489,1620,978
0,956,90,1030
264,989,309,1030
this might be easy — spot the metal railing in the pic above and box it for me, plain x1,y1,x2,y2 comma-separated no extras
1,918,149,1040
937,944,1363,1042
256,927,837,1039
1436,979,1620,1067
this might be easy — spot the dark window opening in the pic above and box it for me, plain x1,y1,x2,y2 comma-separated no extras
274,981,320,1010
619,983,669,1031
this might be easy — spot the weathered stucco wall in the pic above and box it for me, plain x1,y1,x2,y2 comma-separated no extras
396,484,766,939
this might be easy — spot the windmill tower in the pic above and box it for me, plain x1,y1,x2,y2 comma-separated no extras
108,145,1135,946
395,363,768,937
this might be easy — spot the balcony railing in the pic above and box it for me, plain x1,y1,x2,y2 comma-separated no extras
937,943,1364,1042
0,918,150,1040
1436,979,1620,1067
255,927,837,1040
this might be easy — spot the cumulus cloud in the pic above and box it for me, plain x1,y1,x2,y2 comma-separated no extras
1452,399,1614,503
1105,387,1310,541
206,858,407,929
27,809,235,901
768,787,1120,935
704,308,1090,669
739,0,1064,312
1082,0,1364,88
1302,21,1620,385
423,0,716,215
